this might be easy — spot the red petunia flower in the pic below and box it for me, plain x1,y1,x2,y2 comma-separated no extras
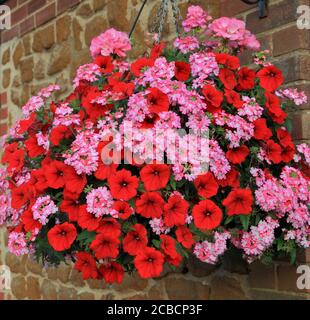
163,194,189,227
25,136,45,158
147,88,169,113
99,262,124,284
226,145,250,164
108,169,139,200
47,222,77,251
30,168,48,193
219,68,237,90
94,56,113,74
266,140,282,164
160,234,182,267
237,67,256,90
217,168,240,188
90,233,120,259
257,65,284,92
78,205,100,231
11,184,33,209
3,148,24,172
175,226,194,249
64,167,87,195
123,224,148,255
60,193,81,222
202,84,224,112
50,125,72,146
96,218,121,238
215,53,240,70
95,163,118,181
135,192,165,218
45,160,70,189
194,172,219,199
140,113,160,129
224,89,244,108
192,200,222,231
134,247,164,279
265,92,287,124
131,57,154,77
2,142,19,165
21,208,42,233
150,42,165,60
74,252,98,280
281,144,295,163
113,201,133,220
223,188,253,216
112,81,135,98
140,164,170,191
175,61,191,81
253,118,272,141
276,128,293,147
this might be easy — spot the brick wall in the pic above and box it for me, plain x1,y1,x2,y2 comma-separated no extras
0,0,309,300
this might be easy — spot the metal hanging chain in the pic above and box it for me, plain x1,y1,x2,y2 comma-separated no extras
170,0,181,37
129,0,148,38
129,0,181,42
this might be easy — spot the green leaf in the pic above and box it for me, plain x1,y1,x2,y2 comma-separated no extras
176,242,189,259
77,230,96,245
239,215,250,231
152,239,161,249
224,216,234,225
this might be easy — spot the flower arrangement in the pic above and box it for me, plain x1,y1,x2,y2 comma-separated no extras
1,6,309,284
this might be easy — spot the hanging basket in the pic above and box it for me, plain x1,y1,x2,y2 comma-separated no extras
0,5,309,285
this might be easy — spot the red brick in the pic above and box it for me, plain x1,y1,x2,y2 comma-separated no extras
57,0,80,15
0,92,7,105
5,0,18,10
248,261,276,290
19,15,35,36
297,248,310,263
0,107,8,119
0,124,8,136
0,25,19,43
274,55,310,83
28,0,46,15
246,0,302,35
11,4,28,25
291,111,310,140
277,263,310,293
220,0,255,17
35,2,56,27
273,26,310,56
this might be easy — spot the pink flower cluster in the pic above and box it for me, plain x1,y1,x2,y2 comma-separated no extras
86,187,115,218
64,128,100,175
8,231,29,256
209,17,260,50
189,52,219,88
182,5,212,32
238,97,263,122
276,88,308,106
194,231,231,264
73,63,101,88
238,217,279,261
32,195,58,225
149,217,171,235
90,28,131,58
173,36,199,54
